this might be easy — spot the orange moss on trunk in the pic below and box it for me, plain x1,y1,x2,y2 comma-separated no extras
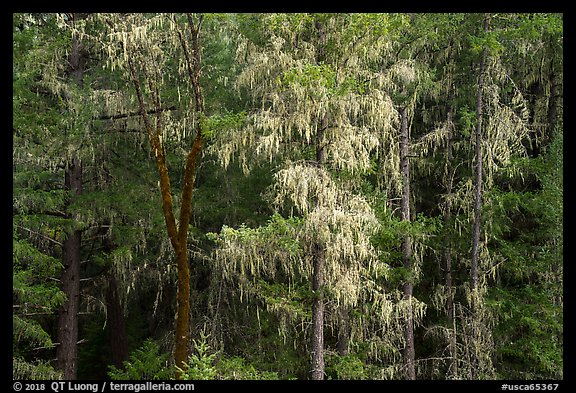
127,15,205,379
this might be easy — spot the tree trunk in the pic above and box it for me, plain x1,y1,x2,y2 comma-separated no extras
444,100,458,377
399,105,415,380
174,248,191,375
309,18,328,381
57,158,82,379
337,307,350,356
468,14,490,380
105,273,129,370
311,242,325,380
311,117,327,380
57,20,84,380
470,14,490,297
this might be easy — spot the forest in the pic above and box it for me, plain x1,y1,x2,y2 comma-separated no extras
13,13,563,381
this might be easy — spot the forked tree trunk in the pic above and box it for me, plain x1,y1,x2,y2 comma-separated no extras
127,14,205,379
399,105,415,380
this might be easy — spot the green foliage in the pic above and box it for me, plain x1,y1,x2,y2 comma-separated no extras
486,130,563,379
469,29,505,57
220,303,309,379
193,160,273,232
281,63,336,89
13,316,54,352
209,213,303,257
108,339,173,380
253,279,311,320
325,354,368,380
13,356,63,380
371,206,442,265
177,332,279,380
13,13,73,380
279,62,369,97
489,285,562,379
216,356,279,380
201,111,247,140
176,333,218,380
457,107,477,138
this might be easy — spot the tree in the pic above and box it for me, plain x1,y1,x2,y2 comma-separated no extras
210,13,406,379
97,13,208,376
488,129,562,379
399,105,416,379
470,13,490,299
13,13,65,379
56,13,87,379
373,13,441,379
418,13,538,379
481,13,563,379
13,12,97,379
96,13,253,377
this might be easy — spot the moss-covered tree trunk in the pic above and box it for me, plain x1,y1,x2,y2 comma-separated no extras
470,14,490,296
127,14,205,378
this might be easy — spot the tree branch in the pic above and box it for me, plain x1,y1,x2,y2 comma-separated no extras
15,224,63,246
95,105,176,121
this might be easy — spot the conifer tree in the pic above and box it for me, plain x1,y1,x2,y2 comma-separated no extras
210,13,406,379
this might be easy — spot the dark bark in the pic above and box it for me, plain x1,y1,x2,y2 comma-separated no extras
173,14,204,377
337,307,350,356
57,19,84,379
399,105,415,380
57,158,82,379
68,30,84,87
105,273,129,369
